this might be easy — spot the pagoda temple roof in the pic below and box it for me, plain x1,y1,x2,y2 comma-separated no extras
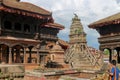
43,23,64,30
1,0,51,15
88,12,120,28
58,39,69,47
0,0,65,30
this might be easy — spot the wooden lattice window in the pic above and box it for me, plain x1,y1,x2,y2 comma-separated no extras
14,22,21,31
4,20,12,30
24,24,30,32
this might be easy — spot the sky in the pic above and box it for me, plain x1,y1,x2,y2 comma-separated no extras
21,0,120,49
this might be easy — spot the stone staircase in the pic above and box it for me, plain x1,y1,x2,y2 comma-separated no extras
64,44,103,70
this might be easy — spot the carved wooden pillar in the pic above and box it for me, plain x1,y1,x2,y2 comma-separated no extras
15,49,21,63
112,49,115,61
117,49,119,63
0,12,2,35
28,47,32,63
23,47,26,63
109,49,112,62
0,47,2,62
110,48,114,62
9,47,12,64
116,48,120,63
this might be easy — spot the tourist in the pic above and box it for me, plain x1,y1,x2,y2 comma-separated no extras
108,60,120,80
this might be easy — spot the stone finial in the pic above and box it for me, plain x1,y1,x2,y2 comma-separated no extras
74,13,78,19
72,13,80,21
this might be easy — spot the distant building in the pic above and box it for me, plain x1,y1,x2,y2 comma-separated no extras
0,0,68,66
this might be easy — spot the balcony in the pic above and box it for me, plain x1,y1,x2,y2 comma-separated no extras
40,34,58,40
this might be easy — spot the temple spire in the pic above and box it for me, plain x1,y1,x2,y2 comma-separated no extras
65,14,103,69
69,14,86,44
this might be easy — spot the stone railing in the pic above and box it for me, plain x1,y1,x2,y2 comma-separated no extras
85,46,103,68
64,45,75,63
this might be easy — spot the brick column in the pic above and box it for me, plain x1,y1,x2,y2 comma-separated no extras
9,47,12,64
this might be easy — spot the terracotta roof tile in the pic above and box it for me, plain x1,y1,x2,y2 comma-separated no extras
44,23,64,30
58,39,69,47
89,12,120,28
2,0,51,15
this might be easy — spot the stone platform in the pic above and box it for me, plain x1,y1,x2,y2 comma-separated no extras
0,64,24,80
25,68,99,80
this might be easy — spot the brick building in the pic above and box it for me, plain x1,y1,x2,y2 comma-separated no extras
0,0,68,66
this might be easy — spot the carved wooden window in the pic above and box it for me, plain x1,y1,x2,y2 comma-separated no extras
34,25,37,32
24,24,30,32
4,20,12,30
14,22,21,31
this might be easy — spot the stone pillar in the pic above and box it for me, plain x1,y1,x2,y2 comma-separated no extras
23,47,26,63
37,49,39,64
36,44,40,64
9,47,12,64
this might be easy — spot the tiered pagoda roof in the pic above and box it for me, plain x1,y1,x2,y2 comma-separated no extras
0,0,51,18
42,23,64,30
89,12,120,28
0,0,64,30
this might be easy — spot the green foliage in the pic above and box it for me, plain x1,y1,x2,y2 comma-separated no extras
104,49,110,55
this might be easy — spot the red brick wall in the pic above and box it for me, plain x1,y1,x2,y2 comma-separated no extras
25,75,46,80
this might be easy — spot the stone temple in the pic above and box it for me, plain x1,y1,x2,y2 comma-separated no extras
64,14,103,70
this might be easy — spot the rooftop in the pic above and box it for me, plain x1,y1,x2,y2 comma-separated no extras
89,12,120,28
1,0,51,15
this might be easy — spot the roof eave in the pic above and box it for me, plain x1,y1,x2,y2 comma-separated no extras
88,19,120,29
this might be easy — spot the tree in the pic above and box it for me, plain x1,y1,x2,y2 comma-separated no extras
104,49,110,55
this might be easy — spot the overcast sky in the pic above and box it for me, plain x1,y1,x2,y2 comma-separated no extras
21,0,120,49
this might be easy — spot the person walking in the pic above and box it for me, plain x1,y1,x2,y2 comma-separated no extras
108,60,120,80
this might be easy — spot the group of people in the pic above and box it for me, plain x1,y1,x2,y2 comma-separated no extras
108,60,120,80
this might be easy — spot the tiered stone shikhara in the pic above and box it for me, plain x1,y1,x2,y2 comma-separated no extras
64,14,103,70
